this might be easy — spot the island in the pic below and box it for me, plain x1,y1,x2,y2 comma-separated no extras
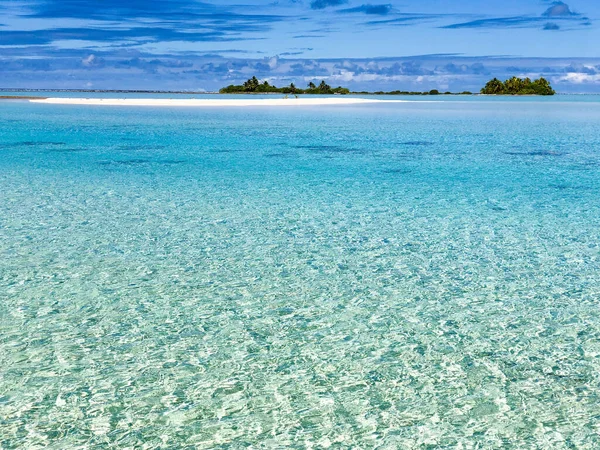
480,77,555,95
220,76,555,96
220,77,350,95
220,77,473,96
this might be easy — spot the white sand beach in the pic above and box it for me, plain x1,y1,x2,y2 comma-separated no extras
29,97,402,107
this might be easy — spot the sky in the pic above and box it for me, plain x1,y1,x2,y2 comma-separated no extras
1,0,599,92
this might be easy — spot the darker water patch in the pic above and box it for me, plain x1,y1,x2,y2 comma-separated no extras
1,141,66,148
548,183,590,191
294,144,368,154
486,201,508,211
549,183,571,190
108,124,141,129
531,151,563,156
210,148,241,153
98,159,185,166
99,159,151,166
569,160,600,171
264,152,294,158
23,141,66,147
399,141,434,147
45,147,86,153
157,159,185,165
382,168,411,174
117,144,167,151
504,150,564,157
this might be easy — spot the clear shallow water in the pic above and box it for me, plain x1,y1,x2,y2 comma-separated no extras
1,98,600,448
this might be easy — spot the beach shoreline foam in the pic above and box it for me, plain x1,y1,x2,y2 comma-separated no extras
28,97,403,107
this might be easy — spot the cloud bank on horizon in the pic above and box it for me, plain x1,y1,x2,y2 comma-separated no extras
0,0,598,92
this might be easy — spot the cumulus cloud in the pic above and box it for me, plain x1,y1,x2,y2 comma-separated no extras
543,2,576,17
310,0,348,10
437,62,489,75
339,4,393,15
557,73,600,84
445,0,586,30
543,22,560,30
562,64,599,74
82,54,104,68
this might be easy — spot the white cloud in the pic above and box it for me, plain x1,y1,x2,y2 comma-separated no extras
82,54,98,67
556,72,600,84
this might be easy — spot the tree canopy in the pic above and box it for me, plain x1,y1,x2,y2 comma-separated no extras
480,77,555,95
220,76,556,96
220,77,350,95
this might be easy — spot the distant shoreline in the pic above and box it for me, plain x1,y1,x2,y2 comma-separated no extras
0,95,49,100
0,89,221,95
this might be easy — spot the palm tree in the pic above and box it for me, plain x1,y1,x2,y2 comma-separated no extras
504,76,523,94
308,81,316,89
481,78,505,95
243,76,260,92
318,80,331,92
533,77,555,95
480,76,555,95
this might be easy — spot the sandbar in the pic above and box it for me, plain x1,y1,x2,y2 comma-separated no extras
29,97,402,107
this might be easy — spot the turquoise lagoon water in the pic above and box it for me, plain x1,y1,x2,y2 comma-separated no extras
1,97,600,448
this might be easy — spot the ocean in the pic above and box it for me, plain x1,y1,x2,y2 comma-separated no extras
1,96,600,448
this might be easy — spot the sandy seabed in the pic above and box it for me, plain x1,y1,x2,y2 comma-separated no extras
29,97,402,107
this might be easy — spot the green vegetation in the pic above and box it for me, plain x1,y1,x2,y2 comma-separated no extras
480,77,555,95
220,76,553,97
219,77,474,96
219,77,350,95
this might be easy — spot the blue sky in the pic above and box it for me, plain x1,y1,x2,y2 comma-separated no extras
1,0,599,92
